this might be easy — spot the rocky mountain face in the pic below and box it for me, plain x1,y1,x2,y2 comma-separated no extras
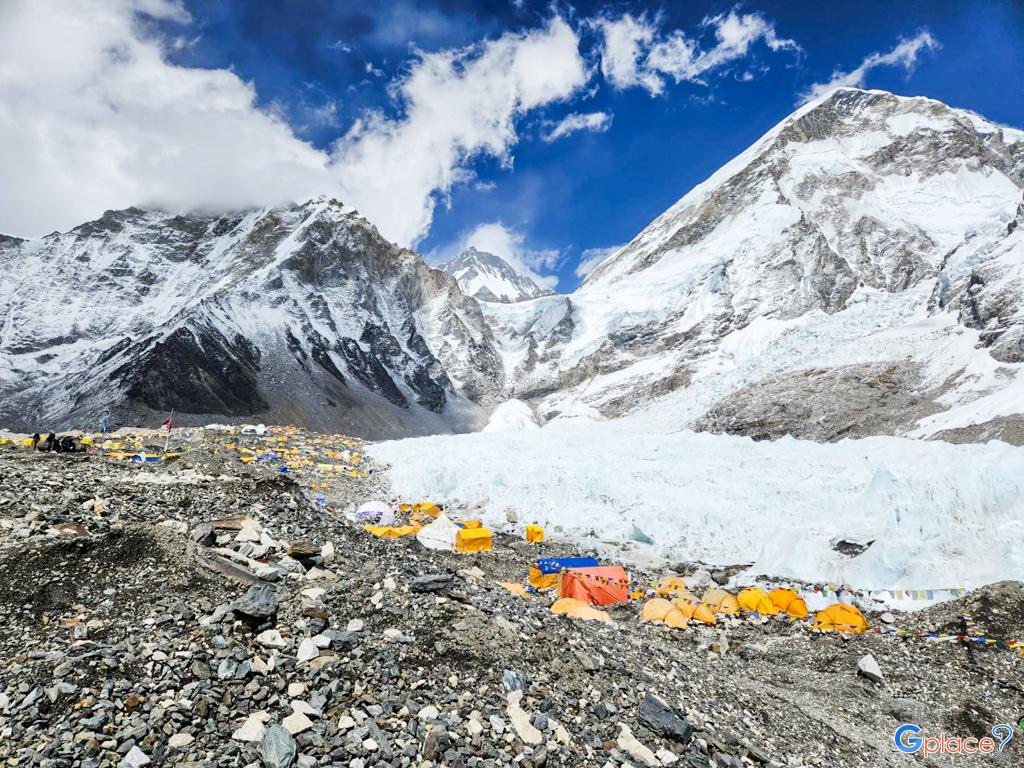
441,247,554,303
486,88,1024,443
0,198,502,437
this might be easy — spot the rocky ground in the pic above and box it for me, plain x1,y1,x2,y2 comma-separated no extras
0,438,1021,768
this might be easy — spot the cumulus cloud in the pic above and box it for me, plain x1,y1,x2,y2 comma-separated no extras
332,17,588,246
0,0,330,237
799,30,939,104
593,13,663,94
595,9,799,96
575,244,623,278
542,111,613,142
0,1,588,244
460,222,561,289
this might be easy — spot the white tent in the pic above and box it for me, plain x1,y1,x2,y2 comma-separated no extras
416,512,460,551
350,500,394,526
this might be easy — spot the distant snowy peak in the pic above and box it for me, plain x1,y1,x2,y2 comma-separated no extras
441,247,554,303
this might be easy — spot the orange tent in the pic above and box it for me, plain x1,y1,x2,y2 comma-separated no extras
559,566,629,606
813,603,868,633
769,588,809,619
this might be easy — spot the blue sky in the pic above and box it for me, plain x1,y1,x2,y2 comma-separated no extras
3,1,1023,291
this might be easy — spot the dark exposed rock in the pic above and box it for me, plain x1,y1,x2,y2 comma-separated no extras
230,585,279,620
638,695,694,745
410,573,454,593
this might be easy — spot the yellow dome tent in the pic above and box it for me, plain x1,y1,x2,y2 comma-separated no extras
525,525,544,543
813,603,868,633
769,588,809,619
737,587,778,616
702,588,740,616
662,608,688,629
640,598,674,623
550,597,610,623
673,596,716,625
655,575,689,596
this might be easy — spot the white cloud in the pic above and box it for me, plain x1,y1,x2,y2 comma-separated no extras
593,13,664,94
575,244,623,278
332,17,588,246
542,111,613,142
460,222,561,289
595,8,799,96
0,1,588,245
799,30,940,104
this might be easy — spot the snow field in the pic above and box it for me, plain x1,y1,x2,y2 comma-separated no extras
370,424,1024,591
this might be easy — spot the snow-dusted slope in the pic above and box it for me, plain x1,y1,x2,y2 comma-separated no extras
441,247,554,303
0,198,503,436
492,88,1024,443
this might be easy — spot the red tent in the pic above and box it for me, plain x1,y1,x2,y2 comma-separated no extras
559,566,629,605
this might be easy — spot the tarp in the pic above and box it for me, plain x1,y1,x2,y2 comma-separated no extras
529,557,599,590
416,512,460,551
455,527,493,553
559,566,629,606
364,525,418,538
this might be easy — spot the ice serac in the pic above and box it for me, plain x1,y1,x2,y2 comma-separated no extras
489,88,1024,443
0,198,502,437
441,246,554,303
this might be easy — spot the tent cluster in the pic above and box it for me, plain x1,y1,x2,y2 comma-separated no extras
359,503,496,554
639,585,812,630
527,561,867,634
0,431,183,463
205,425,371,480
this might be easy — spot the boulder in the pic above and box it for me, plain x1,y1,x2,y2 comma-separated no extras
638,694,693,744
261,724,297,768
410,573,453,593
231,585,279,620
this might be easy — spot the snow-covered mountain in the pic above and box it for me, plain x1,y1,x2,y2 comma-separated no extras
441,246,554,303
486,88,1024,443
5,88,1023,444
0,198,503,436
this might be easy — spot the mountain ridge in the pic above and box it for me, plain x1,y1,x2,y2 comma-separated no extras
3,88,1023,443
483,87,1024,443
0,197,503,437
441,246,554,303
